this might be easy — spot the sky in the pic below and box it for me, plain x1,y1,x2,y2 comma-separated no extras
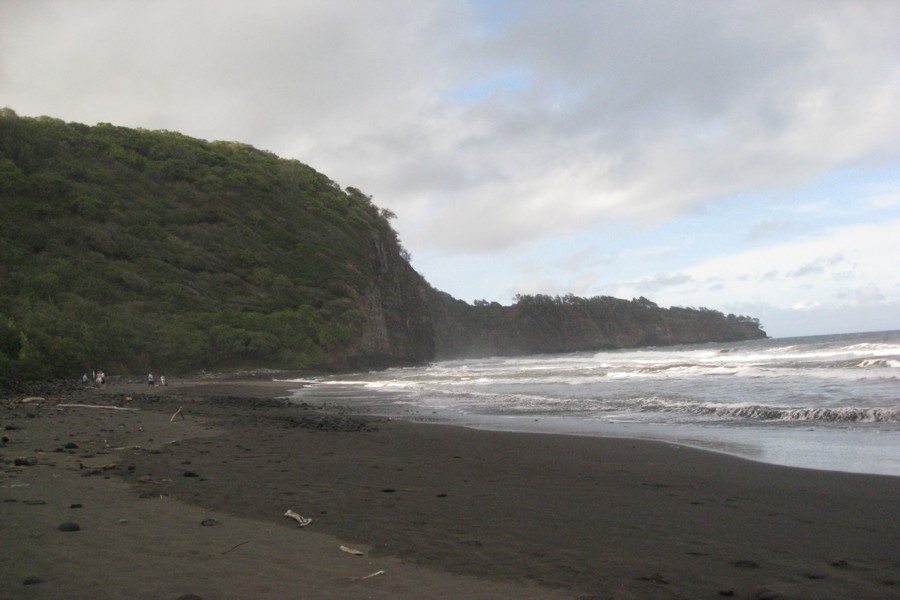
2,0,899,338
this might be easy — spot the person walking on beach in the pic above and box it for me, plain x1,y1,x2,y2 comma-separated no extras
147,372,155,386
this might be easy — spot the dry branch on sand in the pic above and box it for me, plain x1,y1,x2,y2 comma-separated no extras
56,403,139,411
352,570,385,581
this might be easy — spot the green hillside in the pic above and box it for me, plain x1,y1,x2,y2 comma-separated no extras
0,109,424,383
0,109,766,386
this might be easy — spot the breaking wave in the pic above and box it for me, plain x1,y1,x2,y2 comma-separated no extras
294,330,900,428
289,331,900,476
669,402,900,423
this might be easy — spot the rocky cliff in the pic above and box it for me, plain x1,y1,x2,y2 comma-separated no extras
425,292,765,360
0,110,764,383
349,227,435,369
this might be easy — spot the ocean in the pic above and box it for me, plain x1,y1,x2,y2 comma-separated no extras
287,330,900,477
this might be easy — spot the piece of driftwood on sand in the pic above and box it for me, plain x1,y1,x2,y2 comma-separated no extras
55,403,139,411
283,509,312,527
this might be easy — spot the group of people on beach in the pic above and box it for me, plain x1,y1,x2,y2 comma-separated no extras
81,370,106,388
80,370,166,387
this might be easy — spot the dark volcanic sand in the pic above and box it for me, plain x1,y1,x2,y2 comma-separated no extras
3,379,899,599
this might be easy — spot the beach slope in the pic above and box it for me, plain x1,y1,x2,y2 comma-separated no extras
2,380,898,599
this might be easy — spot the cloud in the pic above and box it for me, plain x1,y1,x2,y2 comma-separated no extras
411,1,900,246
836,283,885,305
613,219,900,315
787,254,846,278
745,219,795,241
555,247,614,271
733,298,900,337
3,1,899,257
633,273,695,294
3,1,900,337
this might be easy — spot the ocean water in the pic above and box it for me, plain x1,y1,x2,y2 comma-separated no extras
287,330,900,477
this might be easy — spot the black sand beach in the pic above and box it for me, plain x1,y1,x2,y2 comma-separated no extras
2,379,899,599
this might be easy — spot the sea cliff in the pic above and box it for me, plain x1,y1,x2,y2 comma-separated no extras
0,109,764,382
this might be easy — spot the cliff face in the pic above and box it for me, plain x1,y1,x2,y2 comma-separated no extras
423,292,766,360
349,232,435,369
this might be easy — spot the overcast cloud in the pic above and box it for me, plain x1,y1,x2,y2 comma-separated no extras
2,0,899,337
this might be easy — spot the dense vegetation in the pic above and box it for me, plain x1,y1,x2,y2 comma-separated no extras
0,109,415,383
0,109,765,386
430,292,765,359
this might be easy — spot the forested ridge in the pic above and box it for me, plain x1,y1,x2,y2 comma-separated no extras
0,110,765,385
429,292,764,359
0,109,430,383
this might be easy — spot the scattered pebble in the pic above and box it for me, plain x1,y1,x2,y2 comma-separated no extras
22,575,44,586
200,518,220,526
58,521,81,532
14,457,37,466
731,559,760,568
633,572,668,584
183,470,199,478
70,503,83,509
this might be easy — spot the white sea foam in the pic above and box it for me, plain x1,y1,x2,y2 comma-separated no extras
289,331,900,475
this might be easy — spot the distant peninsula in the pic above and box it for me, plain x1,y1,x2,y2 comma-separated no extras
0,109,765,384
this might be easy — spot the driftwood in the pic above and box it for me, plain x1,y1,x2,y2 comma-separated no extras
221,540,250,555
352,570,385,582
56,403,139,411
283,509,312,527
170,406,184,422
136,476,169,485
340,545,364,556
79,461,117,471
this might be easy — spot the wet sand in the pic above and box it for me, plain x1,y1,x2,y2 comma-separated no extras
2,379,899,599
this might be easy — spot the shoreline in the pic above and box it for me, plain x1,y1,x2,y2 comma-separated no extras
395,412,900,478
285,378,900,478
3,379,899,598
